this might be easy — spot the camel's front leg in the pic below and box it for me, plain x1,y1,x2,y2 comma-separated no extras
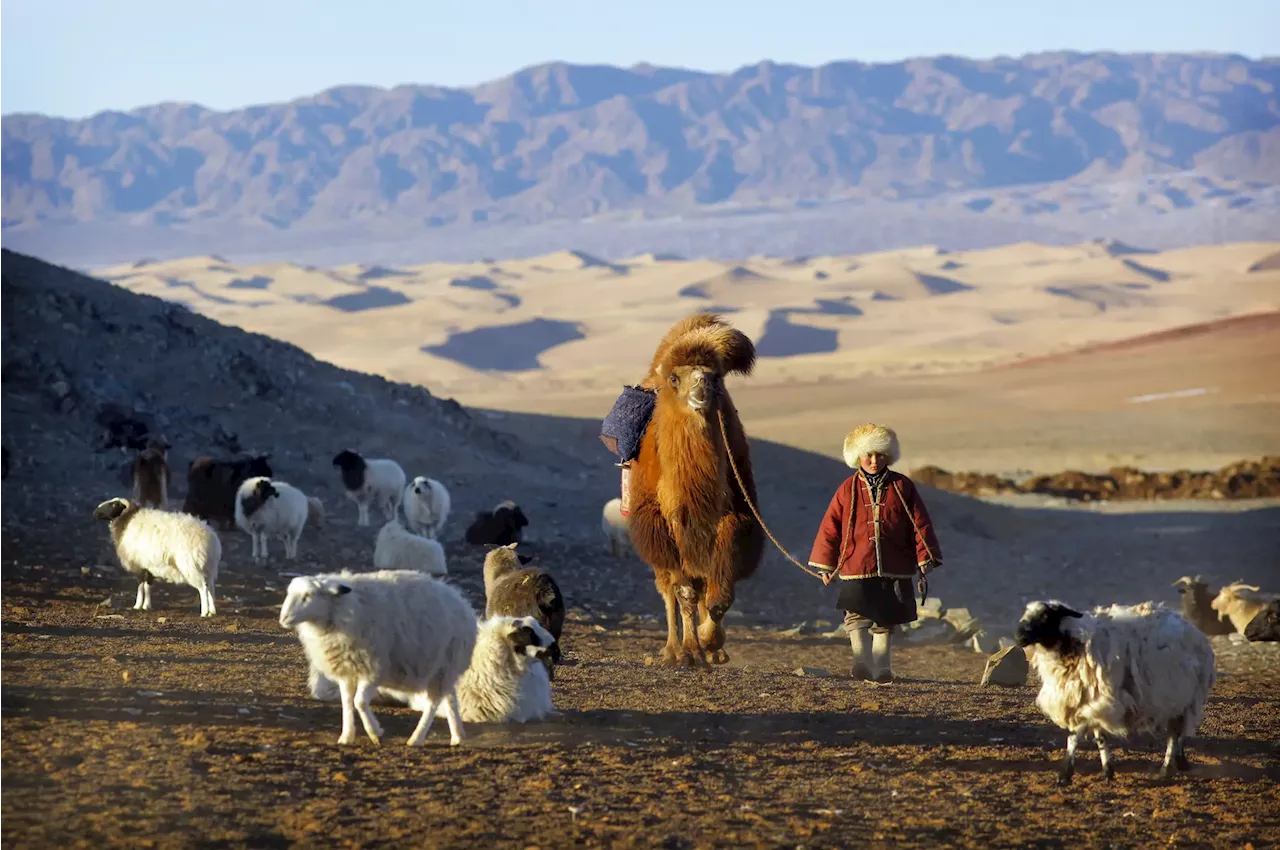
676,583,708,667
697,598,728,664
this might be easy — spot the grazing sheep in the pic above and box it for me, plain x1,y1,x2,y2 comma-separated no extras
483,542,565,676
182,452,273,530
373,519,448,576
1015,599,1216,785
311,615,559,724
234,476,310,562
1210,582,1280,635
403,476,451,539
332,450,405,526
601,497,633,557
306,496,326,529
93,497,221,617
1172,575,1235,636
130,437,173,509
464,499,529,546
279,569,477,746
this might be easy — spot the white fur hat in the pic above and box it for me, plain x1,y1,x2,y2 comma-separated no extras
842,424,900,468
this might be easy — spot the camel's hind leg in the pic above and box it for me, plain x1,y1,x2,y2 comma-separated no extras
653,571,685,665
675,582,708,667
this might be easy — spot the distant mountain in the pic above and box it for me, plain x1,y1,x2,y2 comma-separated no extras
3,52,1278,265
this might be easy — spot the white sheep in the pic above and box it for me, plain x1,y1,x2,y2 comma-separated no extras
306,496,326,529
373,519,448,576
234,476,310,562
279,569,478,746
402,476,451,539
93,497,221,617
1209,581,1280,634
332,450,405,526
601,497,633,557
311,614,558,724
1015,599,1216,785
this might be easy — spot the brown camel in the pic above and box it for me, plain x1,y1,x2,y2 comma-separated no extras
627,313,765,667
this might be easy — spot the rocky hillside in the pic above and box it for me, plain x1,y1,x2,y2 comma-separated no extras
3,53,1277,265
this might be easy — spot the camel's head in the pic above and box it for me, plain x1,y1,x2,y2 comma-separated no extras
648,313,755,416
662,364,723,414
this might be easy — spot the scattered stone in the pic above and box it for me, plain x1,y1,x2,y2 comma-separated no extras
918,597,945,619
96,613,125,620
99,597,126,609
792,667,832,678
898,619,955,646
980,645,1029,687
778,623,807,637
121,708,143,716
969,629,1008,655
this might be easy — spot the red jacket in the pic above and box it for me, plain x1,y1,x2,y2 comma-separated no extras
808,470,943,580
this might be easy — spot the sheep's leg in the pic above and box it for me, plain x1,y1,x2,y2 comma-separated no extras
1173,715,1191,771
258,534,269,562
441,688,464,746
1095,730,1114,781
201,583,216,617
676,583,707,667
1059,729,1084,786
357,502,370,527
337,678,358,745
134,579,148,611
406,695,441,746
1159,716,1190,779
353,680,384,745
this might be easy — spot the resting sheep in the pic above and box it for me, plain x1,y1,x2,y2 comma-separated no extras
483,542,565,677
1210,582,1280,639
601,497,633,557
464,499,529,546
93,497,221,617
306,496,326,529
1172,575,1234,636
182,452,273,530
130,436,172,509
310,614,559,724
332,450,405,526
403,476,451,539
373,519,448,576
234,476,310,562
1015,599,1216,785
280,569,477,746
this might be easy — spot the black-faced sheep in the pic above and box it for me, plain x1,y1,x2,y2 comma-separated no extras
182,452,273,530
1172,575,1235,636
332,450,406,526
482,542,564,676
93,497,222,617
1015,599,1216,785
403,476,451,539
234,476,310,562
464,499,529,546
279,570,477,746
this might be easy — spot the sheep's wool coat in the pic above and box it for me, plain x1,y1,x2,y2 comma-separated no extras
1030,602,1216,738
108,505,221,588
285,570,476,699
456,617,554,723
373,520,448,575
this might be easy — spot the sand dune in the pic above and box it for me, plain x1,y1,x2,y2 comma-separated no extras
100,239,1280,471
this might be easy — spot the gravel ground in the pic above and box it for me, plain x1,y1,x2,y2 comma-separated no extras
3,521,1278,850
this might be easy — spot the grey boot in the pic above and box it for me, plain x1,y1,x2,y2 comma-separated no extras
871,628,893,682
847,624,874,680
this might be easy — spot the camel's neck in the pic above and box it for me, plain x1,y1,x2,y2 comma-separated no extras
655,398,729,556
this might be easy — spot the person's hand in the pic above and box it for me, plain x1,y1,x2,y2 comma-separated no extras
919,560,937,576
819,569,834,586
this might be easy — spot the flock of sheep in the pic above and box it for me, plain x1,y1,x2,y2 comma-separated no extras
92,440,626,745
85,435,1280,776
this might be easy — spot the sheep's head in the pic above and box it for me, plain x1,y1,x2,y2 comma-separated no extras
411,476,430,496
331,450,364,473
483,542,526,581
503,616,559,664
279,576,351,629
1173,575,1206,594
93,497,134,522
493,501,529,533
246,453,273,478
240,477,279,518
1015,600,1086,652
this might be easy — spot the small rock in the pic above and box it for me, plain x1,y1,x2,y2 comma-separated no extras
969,629,1007,654
980,645,1029,687
778,623,807,637
918,597,945,619
96,613,126,620
792,666,832,677
898,619,955,646
157,617,168,624
121,708,143,716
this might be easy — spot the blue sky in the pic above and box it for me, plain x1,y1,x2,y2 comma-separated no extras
3,0,1276,118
